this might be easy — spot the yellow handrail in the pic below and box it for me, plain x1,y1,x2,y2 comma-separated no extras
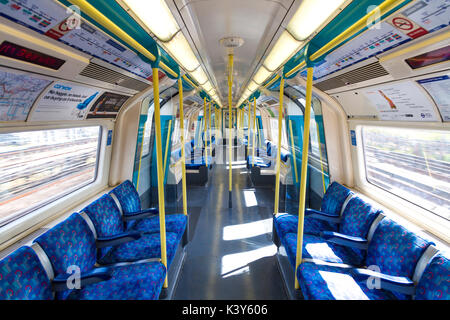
203,97,208,167
228,54,234,196
178,77,188,216
274,76,284,214
294,67,314,290
152,67,168,288
208,100,212,163
66,0,178,78
252,98,257,167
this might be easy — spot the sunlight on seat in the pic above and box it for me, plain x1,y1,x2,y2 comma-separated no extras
318,271,369,300
232,164,247,169
243,190,258,207
223,218,272,241
304,242,342,262
221,245,277,276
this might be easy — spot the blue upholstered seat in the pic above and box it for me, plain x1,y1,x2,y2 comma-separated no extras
82,194,182,267
109,180,187,237
296,217,435,300
0,246,53,300
415,252,450,300
185,156,213,169
247,156,271,168
33,213,166,300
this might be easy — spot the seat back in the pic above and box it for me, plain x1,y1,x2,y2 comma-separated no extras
339,196,382,238
33,213,97,276
0,246,53,300
109,180,141,215
83,194,124,237
366,218,433,279
415,252,450,300
320,182,353,215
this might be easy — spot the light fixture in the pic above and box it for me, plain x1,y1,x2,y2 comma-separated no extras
190,66,208,85
202,81,213,93
247,80,259,92
164,31,200,71
253,66,272,85
287,0,347,41
263,31,303,72
123,0,179,42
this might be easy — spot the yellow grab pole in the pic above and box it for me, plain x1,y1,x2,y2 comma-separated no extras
178,78,188,216
163,119,172,174
152,68,168,288
203,97,208,167
289,119,299,183
294,67,314,289
228,54,234,206
274,76,284,214
252,98,257,167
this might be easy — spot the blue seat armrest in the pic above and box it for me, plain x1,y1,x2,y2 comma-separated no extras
96,231,141,248
52,267,112,291
320,231,369,250
122,207,158,221
352,268,415,296
305,208,341,224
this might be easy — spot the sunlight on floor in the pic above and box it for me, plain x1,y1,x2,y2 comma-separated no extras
243,189,258,207
223,218,272,241
221,245,277,276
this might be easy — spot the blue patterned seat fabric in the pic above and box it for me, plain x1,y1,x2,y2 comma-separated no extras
415,253,450,300
33,213,166,300
296,217,435,300
247,156,271,168
0,246,53,300
320,182,353,216
110,180,188,238
98,232,179,267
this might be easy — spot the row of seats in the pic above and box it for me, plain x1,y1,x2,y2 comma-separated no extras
171,138,215,170
0,180,187,300
273,182,449,300
246,140,290,169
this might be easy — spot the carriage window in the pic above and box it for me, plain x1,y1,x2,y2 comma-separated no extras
270,118,287,147
0,126,101,226
362,127,450,221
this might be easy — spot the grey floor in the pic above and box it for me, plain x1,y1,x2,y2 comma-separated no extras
173,143,288,299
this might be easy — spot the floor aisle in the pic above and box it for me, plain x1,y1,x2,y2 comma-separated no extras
173,143,287,299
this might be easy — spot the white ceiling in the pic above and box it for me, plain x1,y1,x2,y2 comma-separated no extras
170,0,300,106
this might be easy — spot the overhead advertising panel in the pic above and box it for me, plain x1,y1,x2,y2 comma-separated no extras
418,75,450,121
308,0,449,81
30,82,101,121
0,69,51,121
363,81,438,121
0,0,153,79
86,92,129,119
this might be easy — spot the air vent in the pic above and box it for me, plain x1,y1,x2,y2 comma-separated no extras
315,61,389,92
79,62,150,92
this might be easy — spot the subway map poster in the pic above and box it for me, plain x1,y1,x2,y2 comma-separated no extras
0,69,51,121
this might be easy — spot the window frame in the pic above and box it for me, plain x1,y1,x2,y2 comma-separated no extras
354,122,450,242
0,125,103,228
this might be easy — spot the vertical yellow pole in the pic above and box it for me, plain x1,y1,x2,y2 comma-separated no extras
289,120,299,183
228,54,233,206
252,98,256,167
152,68,168,288
294,67,314,289
179,78,188,216
274,76,284,214
203,97,208,167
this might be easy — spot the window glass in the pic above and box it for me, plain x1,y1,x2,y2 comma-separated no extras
270,118,287,147
0,126,101,226
362,126,450,220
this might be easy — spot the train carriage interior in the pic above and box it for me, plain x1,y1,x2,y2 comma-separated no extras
0,0,449,304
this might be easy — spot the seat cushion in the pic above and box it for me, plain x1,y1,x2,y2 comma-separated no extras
283,233,364,268
130,214,187,238
83,194,124,237
109,180,142,214
339,196,381,238
415,253,450,300
274,213,338,239
66,262,166,300
98,232,179,267
320,182,353,215
247,156,270,168
297,262,399,300
0,247,53,300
